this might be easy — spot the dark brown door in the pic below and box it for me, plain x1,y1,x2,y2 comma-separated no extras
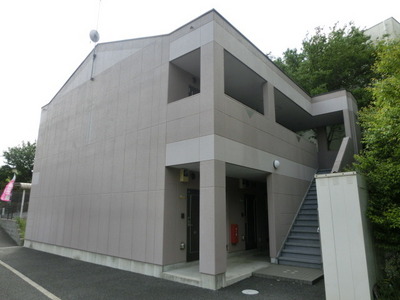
187,189,200,261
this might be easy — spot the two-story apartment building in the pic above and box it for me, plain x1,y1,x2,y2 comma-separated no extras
25,10,360,289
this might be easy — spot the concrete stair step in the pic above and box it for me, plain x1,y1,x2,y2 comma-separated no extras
295,220,319,226
292,226,319,233
302,204,318,209
289,233,319,240
297,215,318,221
279,259,322,269
286,237,320,246
282,246,321,256
285,241,320,248
299,210,318,215
303,200,318,206
279,254,322,265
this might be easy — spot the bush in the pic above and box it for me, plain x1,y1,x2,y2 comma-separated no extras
15,217,26,239
355,40,400,299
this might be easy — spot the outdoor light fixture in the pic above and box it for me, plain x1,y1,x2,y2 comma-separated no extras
273,160,280,169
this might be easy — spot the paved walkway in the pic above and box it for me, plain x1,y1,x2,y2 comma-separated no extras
0,231,326,299
254,264,324,285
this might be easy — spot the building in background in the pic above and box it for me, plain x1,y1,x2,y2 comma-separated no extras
25,10,360,289
365,17,400,41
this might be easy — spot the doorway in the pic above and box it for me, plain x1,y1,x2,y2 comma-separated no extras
244,194,257,250
187,189,200,261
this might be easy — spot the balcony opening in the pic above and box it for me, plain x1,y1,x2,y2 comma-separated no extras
274,88,345,149
326,124,345,151
224,50,266,114
168,48,200,103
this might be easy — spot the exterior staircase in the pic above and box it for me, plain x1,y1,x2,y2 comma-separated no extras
277,170,330,269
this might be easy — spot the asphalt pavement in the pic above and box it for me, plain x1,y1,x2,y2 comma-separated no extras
0,226,325,299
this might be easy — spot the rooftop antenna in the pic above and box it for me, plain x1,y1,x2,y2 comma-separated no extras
90,0,102,80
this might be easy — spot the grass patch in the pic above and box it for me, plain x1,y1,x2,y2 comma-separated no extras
15,217,26,239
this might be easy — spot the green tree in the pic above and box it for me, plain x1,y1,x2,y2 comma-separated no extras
355,40,400,298
0,165,14,189
2,141,36,183
275,23,376,107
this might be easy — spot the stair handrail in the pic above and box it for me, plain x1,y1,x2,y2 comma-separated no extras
276,173,318,260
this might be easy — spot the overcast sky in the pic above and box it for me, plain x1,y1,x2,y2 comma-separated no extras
1,0,399,162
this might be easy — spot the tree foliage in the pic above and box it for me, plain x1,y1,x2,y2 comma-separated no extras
2,141,36,183
0,165,14,189
274,23,376,107
355,40,400,251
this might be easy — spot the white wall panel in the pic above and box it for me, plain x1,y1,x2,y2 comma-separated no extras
316,172,377,300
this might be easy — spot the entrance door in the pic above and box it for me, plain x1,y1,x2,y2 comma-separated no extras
187,189,200,261
245,194,257,250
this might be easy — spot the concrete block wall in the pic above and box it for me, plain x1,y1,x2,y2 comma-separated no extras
0,219,22,245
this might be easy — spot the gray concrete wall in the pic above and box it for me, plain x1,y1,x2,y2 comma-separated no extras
27,34,170,266
267,174,310,258
0,219,22,246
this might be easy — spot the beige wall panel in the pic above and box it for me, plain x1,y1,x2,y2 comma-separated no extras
199,109,214,137
70,195,83,249
151,68,165,125
148,126,160,191
267,174,310,258
167,95,200,121
87,194,100,253
122,131,138,192
62,195,74,248
145,191,157,263
119,192,135,260
96,194,111,254
125,80,140,133
199,42,216,112
78,194,91,251
199,160,226,275
110,135,126,193
156,124,167,190
108,195,122,257
162,186,181,264
138,73,154,130
166,113,200,143
47,196,59,243
131,191,148,262
153,190,165,265
55,196,68,246
134,128,151,191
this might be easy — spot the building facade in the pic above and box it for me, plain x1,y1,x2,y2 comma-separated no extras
25,10,360,289
365,17,400,41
